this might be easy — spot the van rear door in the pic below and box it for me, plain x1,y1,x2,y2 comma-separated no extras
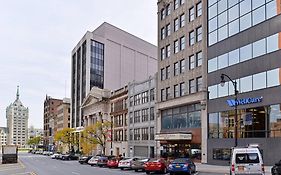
235,152,262,174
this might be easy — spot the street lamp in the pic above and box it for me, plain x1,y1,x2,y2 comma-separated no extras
220,73,238,147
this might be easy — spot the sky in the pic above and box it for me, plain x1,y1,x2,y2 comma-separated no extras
0,0,157,129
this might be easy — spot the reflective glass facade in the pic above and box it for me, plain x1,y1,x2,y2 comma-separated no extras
208,104,281,138
208,0,280,46
208,32,280,73
161,104,201,130
90,40,104,89
208,67,281,99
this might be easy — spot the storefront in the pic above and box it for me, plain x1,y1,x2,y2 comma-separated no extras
207,90,281,165
156,133,201,160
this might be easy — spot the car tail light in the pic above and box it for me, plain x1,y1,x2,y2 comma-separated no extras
157,163,162,167
184,163,189,167
144,163,147,167
261,164,265,172
231,164,235,172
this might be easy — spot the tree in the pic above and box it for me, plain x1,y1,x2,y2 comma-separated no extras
27,136,42,149
54,128,76,153
82,121,112,155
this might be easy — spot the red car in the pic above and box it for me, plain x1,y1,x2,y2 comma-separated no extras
107,158,121,168
144,158,168,174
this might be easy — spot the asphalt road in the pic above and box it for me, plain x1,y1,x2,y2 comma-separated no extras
0,153,226,175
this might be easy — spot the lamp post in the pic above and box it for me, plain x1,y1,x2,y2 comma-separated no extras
220,74,238,147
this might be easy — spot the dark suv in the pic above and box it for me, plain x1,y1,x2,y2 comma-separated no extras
272,160,281,175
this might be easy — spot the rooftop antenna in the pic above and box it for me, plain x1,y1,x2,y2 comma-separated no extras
16,85,20,100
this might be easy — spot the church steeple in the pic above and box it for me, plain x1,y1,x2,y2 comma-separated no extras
16,86,19,100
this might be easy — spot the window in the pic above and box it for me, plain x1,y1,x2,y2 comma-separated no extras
150,88,155,101
174,18,179,32
218,53,228,69
196,77,203,92
161,89,165,101
189,7,195,21
161,27,165,40
228,48,239,66
253,72,266,90
161,68,165,80
141,109,149,122
180,0,184,5
166,4,171,16
253,38,266,58
267,34,278,53
196,2,202,17
166,23,171,36
267,69,280,87
196,51,203,66
229,4,239,22
174,0,179,10
150,107,155,120
208,57,217,73
240,75,253,93
240,0,251,16
180,14,185,27
166,66,171,79
161,47,165,60
150,127,155,140
189,55,195,70
180,36,185,50
174,40,179,53
174,84,179,98
189,31,195,45
174,62,179,76
253,5,265,25
161,9,165,20
166,44,171,58
166,87,171,100
240,44,252,62
189,79,196,94
240,13,252,31
180,82,185,96
196,26,202,42
180,59,185,73
208,85,218,99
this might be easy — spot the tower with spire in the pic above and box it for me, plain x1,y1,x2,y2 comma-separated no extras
6,86,29,147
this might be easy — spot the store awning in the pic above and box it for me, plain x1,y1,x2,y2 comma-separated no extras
155,133,192,141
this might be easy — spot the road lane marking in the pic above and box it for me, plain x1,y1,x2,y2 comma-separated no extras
72,172,80,175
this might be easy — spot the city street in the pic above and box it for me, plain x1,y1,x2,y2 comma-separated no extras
0,153,226,175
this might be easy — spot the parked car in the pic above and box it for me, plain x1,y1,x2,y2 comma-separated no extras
61,153,79,161
230,145,265,175
88,156,100,166
51,153,60,159
43,151,49,155
131,158,150,172
118,157,139,170
144,158,168,174
271,160,281,175
168,158,196,175
79,156,93,164
97,156,115,167
107,157,123,168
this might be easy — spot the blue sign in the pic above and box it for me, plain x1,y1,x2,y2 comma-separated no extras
226,96,263,107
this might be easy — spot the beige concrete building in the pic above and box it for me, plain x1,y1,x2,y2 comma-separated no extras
57,98,71,131
71,22,157,129
156,0,208,162
6,87,29,148
109,86,128,157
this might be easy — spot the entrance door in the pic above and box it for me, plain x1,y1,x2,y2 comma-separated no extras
116,147,120,156
150,146,155,158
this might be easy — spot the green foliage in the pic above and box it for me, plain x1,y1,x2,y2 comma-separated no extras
54,128,77,153
27,136,42,146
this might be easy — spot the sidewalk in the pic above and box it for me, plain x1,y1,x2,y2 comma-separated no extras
195,163,272,175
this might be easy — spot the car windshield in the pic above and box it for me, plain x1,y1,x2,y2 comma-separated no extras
172,158,190,164
235,153,259,164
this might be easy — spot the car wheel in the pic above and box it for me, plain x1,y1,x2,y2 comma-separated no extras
146,171,150,174
170,173,174,175
120,168,124,170
135,169,138,172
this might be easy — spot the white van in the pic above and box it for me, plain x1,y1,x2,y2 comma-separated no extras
230,145,265,175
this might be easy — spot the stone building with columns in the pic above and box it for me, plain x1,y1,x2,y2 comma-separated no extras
81,87,111,155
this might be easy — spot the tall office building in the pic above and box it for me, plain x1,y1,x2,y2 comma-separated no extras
71,22,157,129
156,0,208,162
6,87,29,148
43,96,62,150
56,98,71,131
0,127,8,146
207,0,281,165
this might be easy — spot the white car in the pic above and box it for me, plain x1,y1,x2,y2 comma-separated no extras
230,144,265,175
51,153,60,159
88,156,100,166
118,158,139,170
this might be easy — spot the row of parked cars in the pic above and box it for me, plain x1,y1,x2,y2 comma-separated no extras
77,155,196,175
